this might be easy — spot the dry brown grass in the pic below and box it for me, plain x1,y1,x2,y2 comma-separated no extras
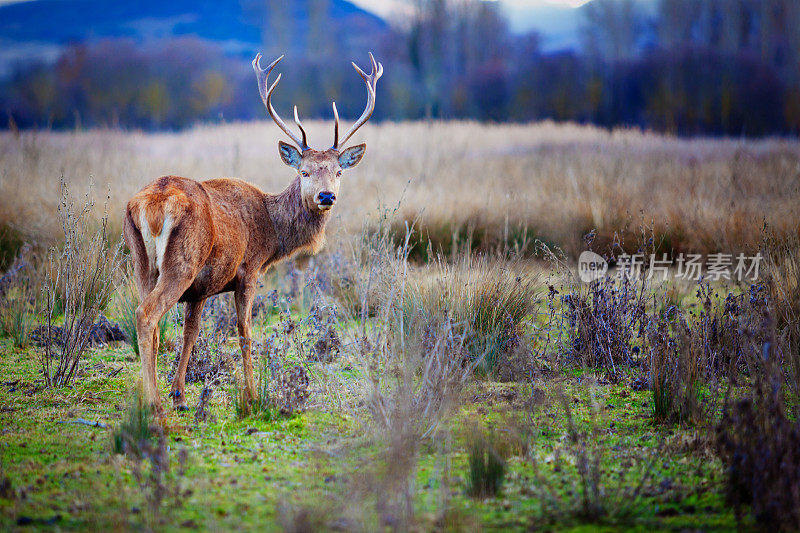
1,120,798,258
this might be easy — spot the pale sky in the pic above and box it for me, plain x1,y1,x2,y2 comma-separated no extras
349,0,593,19
0,0,596,18
0,0,594,10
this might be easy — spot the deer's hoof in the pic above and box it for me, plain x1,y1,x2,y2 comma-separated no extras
169,390,189,412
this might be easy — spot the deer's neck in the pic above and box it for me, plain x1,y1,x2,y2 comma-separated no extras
266,177,329,260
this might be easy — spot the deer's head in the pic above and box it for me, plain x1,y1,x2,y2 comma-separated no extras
253,53,382,213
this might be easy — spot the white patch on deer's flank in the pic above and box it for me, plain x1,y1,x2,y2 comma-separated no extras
155,214,173,271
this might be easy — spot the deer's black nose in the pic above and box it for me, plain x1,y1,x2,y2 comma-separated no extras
318,191,336,205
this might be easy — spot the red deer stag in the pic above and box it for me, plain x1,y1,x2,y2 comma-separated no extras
123,53,382,413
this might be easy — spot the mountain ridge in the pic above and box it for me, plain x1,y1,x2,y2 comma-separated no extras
0,0,386,76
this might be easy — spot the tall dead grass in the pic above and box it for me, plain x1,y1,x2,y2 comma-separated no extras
761,229,800,396
400,254,538,376
1,121,797,259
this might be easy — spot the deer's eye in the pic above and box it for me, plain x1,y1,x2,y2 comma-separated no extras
301,171,309,177
336,170,342,177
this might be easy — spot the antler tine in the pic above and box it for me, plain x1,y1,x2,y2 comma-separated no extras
369,51,383,79
333,52,383,150
293,106,308,150
252,53,282,104
252,53,309,151
332,102,339,150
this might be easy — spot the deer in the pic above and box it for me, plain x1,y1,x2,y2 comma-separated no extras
123,53,382,414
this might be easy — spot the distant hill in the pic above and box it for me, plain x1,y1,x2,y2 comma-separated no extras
500,0,657,52
0,0,386,77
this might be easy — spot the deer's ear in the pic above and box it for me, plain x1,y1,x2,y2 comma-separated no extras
339,144,366,169
278,141,302,169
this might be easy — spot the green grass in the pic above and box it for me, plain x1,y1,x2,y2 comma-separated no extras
0,331,741,531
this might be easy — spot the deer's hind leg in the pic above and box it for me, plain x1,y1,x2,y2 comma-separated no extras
170,298,206,411
136,278,193,413
124,210,161,408
128,210,209,414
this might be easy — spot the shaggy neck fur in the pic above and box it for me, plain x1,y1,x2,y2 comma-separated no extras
265,176,329,260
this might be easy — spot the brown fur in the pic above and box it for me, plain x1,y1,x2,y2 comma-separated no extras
124,169,335,413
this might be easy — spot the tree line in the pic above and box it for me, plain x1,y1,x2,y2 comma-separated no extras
2,0,798,135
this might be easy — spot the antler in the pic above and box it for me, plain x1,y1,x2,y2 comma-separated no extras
332,52,383,150
252,53,310,151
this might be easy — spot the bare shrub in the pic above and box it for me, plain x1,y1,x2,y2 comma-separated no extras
363,224,477,440
201,292,268,338
306,301,341,362
562,273,649,379
331,222,479,530
716,343,800,530
536,235,652,381
325,214,400,324
688,281,774,378
169,327,230,386
345,312,471,529
260,316,312,416
646,280,770,425
304,249,362,319
165,319,233,422
40,180,123,387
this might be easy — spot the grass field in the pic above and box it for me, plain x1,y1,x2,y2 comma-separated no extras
1,121,799,531
2,120,798,256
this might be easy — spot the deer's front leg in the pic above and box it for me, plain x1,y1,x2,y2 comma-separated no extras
235,276,258,403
